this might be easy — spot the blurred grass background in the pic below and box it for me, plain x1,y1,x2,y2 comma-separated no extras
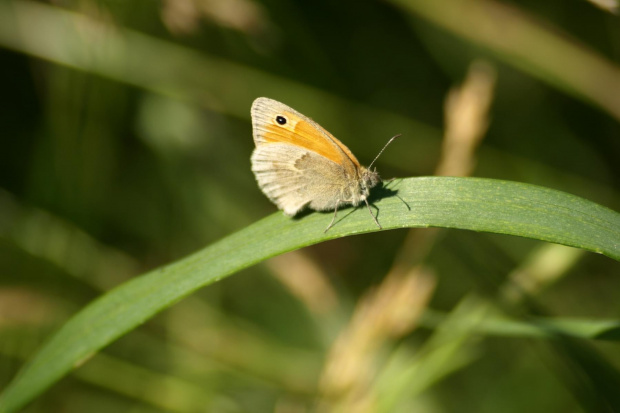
0,0,619,412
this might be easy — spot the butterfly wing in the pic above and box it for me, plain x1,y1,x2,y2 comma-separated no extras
251,143,350,215
251,97,362,215
251,98,360,174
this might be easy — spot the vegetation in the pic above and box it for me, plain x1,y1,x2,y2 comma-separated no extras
0,0,619,412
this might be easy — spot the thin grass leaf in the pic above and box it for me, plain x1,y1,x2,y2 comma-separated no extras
420,310,620,341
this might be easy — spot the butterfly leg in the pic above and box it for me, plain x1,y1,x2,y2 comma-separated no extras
364,198,382,229
324,204,340,233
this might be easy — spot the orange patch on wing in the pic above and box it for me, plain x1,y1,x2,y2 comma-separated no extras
262,117,360,167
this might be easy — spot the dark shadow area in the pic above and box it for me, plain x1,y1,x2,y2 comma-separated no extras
594,324,620,341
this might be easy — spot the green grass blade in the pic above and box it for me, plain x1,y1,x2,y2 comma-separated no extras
387,0,620,122
421,310,620,341
0,177,619,412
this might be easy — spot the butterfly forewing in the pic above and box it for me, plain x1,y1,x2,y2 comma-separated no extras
251,98,361,177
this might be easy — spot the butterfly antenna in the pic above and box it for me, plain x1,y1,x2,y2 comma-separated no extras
368,134,401,170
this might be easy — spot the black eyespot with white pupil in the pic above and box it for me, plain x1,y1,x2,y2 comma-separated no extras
276,115,287,125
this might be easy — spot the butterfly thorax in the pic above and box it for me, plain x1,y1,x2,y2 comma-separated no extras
346,166,380,205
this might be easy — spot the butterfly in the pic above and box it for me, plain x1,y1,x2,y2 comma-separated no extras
251,97,398,232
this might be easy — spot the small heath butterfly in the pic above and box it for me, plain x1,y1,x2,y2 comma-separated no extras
251,97,398,232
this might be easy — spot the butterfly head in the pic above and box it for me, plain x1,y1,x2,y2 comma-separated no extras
358,166,381,200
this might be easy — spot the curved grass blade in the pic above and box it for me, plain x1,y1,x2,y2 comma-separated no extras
0,177,619,412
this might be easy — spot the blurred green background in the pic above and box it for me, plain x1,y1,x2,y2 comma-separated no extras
1,0,619,412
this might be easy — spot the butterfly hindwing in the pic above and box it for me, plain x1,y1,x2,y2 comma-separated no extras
251,143,348,215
